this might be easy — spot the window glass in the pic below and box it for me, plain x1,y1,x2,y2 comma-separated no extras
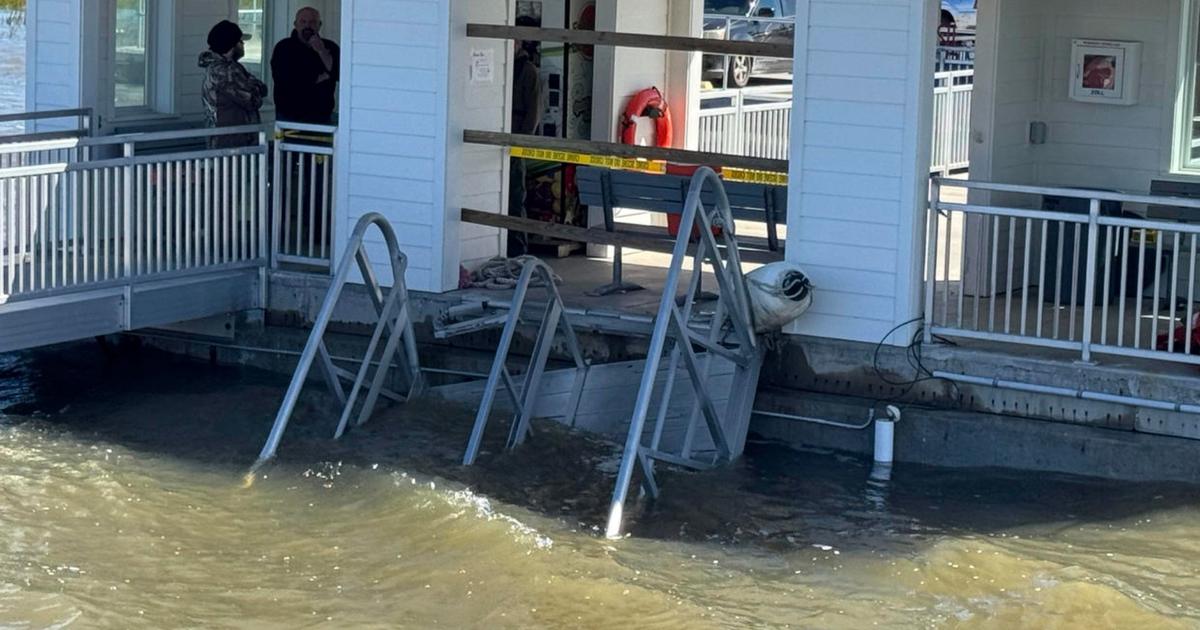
705,0,752,16
1186,31,1200,168
755,0,782,18
114,0,148,108
779,0,796,16
238,0,268,78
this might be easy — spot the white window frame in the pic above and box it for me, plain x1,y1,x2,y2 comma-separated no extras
112,0,176,121
236,0,275,82
1173,0,1200,173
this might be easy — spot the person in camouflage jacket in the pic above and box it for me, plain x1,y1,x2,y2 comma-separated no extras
199,20,267,149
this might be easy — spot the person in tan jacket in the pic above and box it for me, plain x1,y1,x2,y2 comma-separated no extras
199,20,267,148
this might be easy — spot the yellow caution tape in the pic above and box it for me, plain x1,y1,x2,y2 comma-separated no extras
722,167,788,186
279,130,335,144
1131,229,1160,246
511,146,666,174
510,145,789,185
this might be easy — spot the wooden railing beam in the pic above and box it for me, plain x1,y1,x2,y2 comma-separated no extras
466,24,794,59
463,130,789,174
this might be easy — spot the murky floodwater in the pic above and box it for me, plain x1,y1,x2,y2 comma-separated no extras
0,344,1198,628
1,16,1199,621
0,14,25,134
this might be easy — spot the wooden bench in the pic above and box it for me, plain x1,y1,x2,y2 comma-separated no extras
575,166,786,294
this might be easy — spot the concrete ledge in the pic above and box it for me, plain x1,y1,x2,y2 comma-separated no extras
752,391,1200,484
770,333,1200,440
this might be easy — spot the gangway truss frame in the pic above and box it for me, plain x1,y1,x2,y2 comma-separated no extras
434,259,591,466
256,213,422,465
603,167,764,539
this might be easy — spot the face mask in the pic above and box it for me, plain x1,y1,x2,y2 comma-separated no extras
232,43,245,61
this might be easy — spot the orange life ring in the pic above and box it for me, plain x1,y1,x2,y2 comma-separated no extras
620,87,673,148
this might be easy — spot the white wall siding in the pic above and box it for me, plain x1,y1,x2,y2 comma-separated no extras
446,0,510,279
26,0,82,127
981,0,1041,185
335,0,450,292
975,0,1183,193
1037,0,1176,192
786,0,935,344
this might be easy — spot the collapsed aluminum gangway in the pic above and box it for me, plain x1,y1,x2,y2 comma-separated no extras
254,213,422,468
257,169,766,538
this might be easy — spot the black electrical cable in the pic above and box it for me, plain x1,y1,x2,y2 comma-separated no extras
870,316,961,406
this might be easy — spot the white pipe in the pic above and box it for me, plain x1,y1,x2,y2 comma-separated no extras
877,406,901,461
751,408,874,430
934,371,1200,415
874,416,895,464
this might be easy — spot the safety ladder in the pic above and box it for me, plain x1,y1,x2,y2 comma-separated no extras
434,259,591,465
255,213,422,467
603,167,764,538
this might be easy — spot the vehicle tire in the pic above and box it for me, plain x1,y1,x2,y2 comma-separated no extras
728,56,752,89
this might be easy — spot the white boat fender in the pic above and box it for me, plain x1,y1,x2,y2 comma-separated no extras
744,262,813,333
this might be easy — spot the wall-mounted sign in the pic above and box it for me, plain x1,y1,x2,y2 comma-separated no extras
470,49,494,85
1069,39,1142,106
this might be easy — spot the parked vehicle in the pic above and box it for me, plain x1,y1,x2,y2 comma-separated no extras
702,0,795,89
940,0,977,47
942,0,977,32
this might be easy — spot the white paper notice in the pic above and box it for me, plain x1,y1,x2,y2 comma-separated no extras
470,49,495,85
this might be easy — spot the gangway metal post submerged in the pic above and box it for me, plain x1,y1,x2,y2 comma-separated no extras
255,213,423,465
602,168,764,538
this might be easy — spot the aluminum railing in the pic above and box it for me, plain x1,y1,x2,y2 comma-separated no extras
931,69,973,174
0,125,268,301
272,121,336,269
697,66,971,171
936,46,975,72
0,108,94,168
926,178,1200,365
698,87,792,160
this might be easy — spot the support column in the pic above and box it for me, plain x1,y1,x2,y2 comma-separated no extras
785,0,937,345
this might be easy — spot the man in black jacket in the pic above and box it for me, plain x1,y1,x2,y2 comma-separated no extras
271,7,340,124
508,15,543,256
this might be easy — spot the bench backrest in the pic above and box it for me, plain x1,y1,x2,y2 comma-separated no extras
575,166,787,225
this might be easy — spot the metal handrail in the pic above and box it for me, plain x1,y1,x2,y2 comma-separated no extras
926,177,1200,365
255,213,422,466
702,13,795,26
0,125,270,159
604,167,761,539
272,122,337,268
77,124,269,147
453,259,591,466
275,120,337,135
934,176,1200,211
0,108,93,124
0,144,268,179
